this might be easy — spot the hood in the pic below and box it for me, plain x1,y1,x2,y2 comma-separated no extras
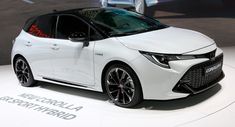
116,27,215,54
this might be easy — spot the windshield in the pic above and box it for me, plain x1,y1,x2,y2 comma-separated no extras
78,8,168,37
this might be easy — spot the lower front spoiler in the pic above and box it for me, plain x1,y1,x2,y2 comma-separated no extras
173,71,225,95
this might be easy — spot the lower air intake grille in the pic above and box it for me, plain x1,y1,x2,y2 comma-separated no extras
173,54,224,94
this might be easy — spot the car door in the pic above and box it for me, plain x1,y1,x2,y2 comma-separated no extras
49,15,96,86
26,15,57,78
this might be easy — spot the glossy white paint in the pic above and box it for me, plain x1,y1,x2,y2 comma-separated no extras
47,38,95,86
117,27,215,54
12,31,54,78
11,26,223,100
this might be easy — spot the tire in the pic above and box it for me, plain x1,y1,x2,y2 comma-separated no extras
14,57,36,87
104,64,143,108
135,0,147,14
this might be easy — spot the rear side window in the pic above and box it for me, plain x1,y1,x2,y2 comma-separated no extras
23,17,37,32
27,15,56,38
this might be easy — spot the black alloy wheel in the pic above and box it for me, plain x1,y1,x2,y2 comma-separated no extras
14,57,36,87
105,64,143,108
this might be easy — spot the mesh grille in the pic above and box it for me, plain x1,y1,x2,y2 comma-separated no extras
179,54,223,90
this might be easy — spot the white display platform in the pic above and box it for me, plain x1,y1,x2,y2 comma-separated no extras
0,47,235,127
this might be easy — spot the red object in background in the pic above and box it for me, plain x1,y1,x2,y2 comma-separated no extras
29,24,50,38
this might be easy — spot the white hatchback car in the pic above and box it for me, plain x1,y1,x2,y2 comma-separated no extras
12,8,224,108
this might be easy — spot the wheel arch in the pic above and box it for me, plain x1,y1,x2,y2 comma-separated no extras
101,60,142,94
13,54,37,87
12,54,32,74
13,54,26,67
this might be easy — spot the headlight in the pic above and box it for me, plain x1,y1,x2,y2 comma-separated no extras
139,51,196,68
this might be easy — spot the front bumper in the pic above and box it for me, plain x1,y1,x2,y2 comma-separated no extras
130,47,224,100
173,54,224,94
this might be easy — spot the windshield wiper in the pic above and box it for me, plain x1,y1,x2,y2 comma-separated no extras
109,32,134,37
125,26,158,34
109,26,159,37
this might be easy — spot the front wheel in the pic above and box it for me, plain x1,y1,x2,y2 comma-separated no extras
14,57,36,87
104,64,143,108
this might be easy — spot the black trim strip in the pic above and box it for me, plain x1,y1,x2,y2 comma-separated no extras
43,77,88,88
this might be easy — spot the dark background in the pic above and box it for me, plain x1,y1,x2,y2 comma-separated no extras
0,0,234,65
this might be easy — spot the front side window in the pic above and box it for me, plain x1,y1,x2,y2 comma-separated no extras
28,15,56,38
56,15,89,40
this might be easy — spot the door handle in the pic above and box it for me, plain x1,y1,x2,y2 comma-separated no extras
51,44,60,50
25,41,32,47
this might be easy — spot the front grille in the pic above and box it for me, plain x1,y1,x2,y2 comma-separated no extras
173,54,224,94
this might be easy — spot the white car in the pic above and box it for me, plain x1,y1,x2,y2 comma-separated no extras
12,8,224,108
100,0,173,14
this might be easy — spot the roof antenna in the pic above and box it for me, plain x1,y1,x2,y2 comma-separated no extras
53,9,58,13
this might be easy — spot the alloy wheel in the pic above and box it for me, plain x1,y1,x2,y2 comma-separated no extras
15,59,30,84
106,68,135,105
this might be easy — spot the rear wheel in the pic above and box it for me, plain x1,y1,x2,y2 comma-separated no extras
14,57,36,87
104,64,143,108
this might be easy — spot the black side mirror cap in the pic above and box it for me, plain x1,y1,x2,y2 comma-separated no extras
68,32,89,47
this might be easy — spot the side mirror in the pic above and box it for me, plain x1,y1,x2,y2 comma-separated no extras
68,32,89,46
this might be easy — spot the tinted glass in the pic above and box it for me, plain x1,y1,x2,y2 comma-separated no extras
56,15,88,39
90,27,102,41
23,17,37,32
28,15,56,38
79,8,168,37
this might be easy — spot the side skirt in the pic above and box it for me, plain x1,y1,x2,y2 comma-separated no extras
41,77,99,92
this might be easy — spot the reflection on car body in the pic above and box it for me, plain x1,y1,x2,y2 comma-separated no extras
12,8,224,108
